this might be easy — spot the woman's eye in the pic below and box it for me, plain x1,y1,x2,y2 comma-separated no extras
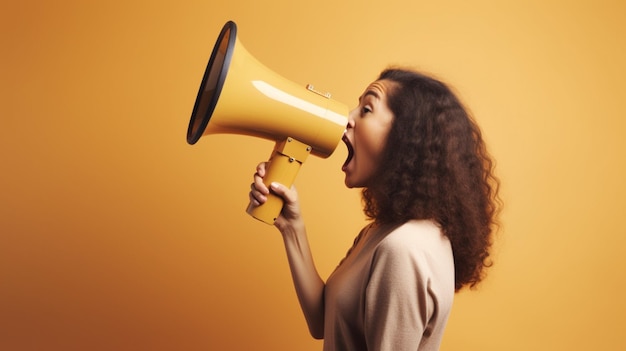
362,106,372,114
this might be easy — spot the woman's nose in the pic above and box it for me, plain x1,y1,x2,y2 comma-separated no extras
346,109,357,129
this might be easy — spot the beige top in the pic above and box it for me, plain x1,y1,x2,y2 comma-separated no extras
323,220,455,351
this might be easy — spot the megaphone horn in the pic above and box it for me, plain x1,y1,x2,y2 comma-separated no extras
187,21,348,225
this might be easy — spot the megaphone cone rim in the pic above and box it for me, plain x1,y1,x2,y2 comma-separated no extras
187,21,238,145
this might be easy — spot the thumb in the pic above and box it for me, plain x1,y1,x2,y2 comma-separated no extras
270,182,297,203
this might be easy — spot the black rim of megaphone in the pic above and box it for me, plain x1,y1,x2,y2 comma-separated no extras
187,21,237,145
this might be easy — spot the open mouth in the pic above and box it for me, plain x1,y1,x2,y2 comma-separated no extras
342,134,354,171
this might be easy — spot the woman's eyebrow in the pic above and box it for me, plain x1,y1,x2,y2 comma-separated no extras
359,89,380,102
365,90,380,99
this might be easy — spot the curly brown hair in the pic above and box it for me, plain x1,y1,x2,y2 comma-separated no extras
363,68,501,291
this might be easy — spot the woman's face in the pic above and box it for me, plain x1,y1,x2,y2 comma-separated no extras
342,79,395,188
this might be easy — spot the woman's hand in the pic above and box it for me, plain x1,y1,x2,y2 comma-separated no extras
249,162,324,338
249,162,303,232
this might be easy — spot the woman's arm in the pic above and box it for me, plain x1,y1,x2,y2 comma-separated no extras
249,165,325,339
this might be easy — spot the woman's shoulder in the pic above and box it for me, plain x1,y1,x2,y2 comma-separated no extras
373,220,455,288
373,220,452,265
380,220,447,248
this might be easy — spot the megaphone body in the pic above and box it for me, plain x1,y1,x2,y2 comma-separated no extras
188,21,348,224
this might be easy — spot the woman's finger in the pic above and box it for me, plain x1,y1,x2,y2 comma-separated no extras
256,162,267,177
249,182,267,204
252,162,270,195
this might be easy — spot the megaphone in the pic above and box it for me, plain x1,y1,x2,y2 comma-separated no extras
187,21,348,225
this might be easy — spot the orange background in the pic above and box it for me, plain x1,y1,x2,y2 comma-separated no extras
1,0,625,350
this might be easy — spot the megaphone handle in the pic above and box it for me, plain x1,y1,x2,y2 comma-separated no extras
246,137,312,225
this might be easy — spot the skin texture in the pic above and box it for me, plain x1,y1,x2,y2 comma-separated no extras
342,80,396,188
249,169,325,338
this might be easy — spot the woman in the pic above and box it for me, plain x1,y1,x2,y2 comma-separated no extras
249,68,500,351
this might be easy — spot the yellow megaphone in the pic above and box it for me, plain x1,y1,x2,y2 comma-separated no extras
187,21,348,224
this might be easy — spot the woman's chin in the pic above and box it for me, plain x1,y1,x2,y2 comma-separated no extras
343,174,363,189
343,173,355,188
343,163,366,188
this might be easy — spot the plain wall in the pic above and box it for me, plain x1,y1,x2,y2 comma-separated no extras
1,0,625,350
